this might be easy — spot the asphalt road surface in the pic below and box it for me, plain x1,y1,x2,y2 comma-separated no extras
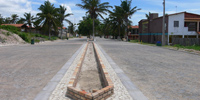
95,37,200,100
0,38,86,100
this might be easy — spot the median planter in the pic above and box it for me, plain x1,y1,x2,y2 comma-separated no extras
66,42,114,100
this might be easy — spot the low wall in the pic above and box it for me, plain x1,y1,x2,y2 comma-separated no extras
172,38,200,46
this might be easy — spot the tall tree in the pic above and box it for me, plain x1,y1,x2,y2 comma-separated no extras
58,5,73,39
120,0,140,40
76,0,112,40
110,6,125,39
145,12,151,19
0,14,4,24
36,1,60,39
11,14,19,24
4,17,11,24
16,17,26,24
24,12,35,33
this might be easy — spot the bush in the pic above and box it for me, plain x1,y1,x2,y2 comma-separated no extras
0,25,20,33
0,25,59,43
19,32,30,42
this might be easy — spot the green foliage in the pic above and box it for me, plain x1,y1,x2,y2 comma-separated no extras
130,39,139,43
173,44,200,51
0,25,57,43
78,16,100,36
19,32,30,42
36,1,61,38
0,25,20,32
6,32,10,36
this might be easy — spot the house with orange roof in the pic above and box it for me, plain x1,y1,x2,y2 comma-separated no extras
128,25,139,40
1,24,28,32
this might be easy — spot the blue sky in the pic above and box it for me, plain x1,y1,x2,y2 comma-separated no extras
0,0,200,27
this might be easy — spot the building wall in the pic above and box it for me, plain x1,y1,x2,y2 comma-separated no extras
168,13,197,35
139,16,168,44
149,16,168,33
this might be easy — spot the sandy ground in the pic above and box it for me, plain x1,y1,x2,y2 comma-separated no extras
0,38,86,100
96,37,200,100
76,42,103,92
0,29,25,46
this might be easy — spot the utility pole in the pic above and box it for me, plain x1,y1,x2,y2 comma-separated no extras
162,0,165,46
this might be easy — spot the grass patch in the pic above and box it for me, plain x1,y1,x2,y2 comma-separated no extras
0,25,58,43
173,44,200,51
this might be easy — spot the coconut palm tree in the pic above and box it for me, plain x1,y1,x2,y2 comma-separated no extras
0,14,4,24
110,6,125,39
16,17,26,24
120,0,141,40
58,5,73,39
36,1,60,39
145,12,151,19
76,0,112,40
4,17,11,24
24,12,35,33
11,14,19,24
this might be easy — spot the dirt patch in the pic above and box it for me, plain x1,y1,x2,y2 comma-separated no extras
0,29,25,46
76,42,103,92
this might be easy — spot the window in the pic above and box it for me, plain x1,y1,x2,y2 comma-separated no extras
174,21,179,27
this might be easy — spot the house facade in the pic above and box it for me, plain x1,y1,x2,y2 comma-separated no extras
139,12,200,45
128,25,139,40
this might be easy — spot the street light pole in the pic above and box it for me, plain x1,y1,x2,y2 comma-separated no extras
162,0,165,46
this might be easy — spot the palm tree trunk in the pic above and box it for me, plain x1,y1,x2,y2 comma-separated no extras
93,17,95,40
29,23,31,33
49,25,51,39
118,25,120,40
126,19,128,41
61,25,63,39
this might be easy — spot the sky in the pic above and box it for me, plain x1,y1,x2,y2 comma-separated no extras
0,0,200,28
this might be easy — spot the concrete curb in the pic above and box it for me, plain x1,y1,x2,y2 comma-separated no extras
96,43,148,100
34,43,86,100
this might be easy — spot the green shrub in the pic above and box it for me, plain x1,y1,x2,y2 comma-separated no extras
0,25,20,33
6,32,10,36
19,33,30,42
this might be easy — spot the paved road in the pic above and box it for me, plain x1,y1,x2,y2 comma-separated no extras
95,37,200,100
0,38,87,100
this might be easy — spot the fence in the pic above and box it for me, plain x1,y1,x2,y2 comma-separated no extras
172,38,200,46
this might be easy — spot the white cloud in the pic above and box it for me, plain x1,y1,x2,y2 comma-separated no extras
0,0,38,18
47,0,57,3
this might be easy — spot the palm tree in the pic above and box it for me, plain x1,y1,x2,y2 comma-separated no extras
68,23,75,36
4,17,11,24
76,0,112,40
0,14,4,24
11,14,19,24
24,12,35,33
36,1,60,39
145,12,151,19
58,5,73,39
120,0,141,40
16,17,26,24
110,6,125,39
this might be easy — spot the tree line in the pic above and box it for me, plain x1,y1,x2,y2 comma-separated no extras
0,1,72,39
77,0,141,39
0,0,141,40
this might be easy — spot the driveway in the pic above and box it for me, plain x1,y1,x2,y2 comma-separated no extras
0,38,87,100
95,38,200,100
